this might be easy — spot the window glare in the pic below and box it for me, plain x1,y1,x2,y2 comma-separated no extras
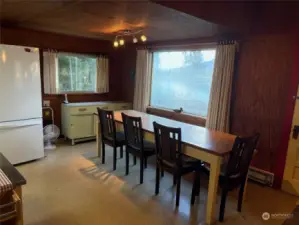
150,49,216,117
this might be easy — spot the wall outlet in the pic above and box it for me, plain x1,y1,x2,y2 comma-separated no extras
43,100,50,107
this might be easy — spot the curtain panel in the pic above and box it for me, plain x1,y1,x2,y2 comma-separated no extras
206,42,237,132
133,50,153,112
43,52,58,94
96,56,109,93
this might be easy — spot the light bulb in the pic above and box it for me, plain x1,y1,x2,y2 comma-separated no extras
133,37,138,43
113,41,119,47
1,50,6,63
119,39,125,45
140,35,147,42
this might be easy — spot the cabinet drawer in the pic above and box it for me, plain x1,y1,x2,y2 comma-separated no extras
69,105,111,115
69,106,95,115
112,103,132,111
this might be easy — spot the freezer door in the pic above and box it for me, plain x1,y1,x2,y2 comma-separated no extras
0,118,44,165
0,44,42,122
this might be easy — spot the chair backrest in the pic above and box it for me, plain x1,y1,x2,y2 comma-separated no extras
153,122,182,167
97,108,116,141
225,133,260,179
121,113,144,151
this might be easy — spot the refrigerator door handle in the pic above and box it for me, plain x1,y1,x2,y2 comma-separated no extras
0,123,41,130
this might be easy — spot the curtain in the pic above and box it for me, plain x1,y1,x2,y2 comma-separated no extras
96,56,109,93
43,52,57,94
133,49,153,112
206,42,237,132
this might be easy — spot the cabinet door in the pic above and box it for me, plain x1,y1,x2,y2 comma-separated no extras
70,114,95,138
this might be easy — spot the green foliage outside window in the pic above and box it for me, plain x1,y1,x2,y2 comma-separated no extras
57,54,97,93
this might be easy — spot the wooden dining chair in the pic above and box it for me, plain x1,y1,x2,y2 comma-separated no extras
121,113,156,184
153,121,202,207
97,108,126,171
201,133,260,222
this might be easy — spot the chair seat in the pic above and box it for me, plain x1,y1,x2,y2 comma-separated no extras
161,155,201,174
103,131,125,145
201,162,241,185
181,155,202,173
127,140,155,156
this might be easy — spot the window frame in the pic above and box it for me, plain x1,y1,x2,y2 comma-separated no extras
56,52,98,94
148,46,217,120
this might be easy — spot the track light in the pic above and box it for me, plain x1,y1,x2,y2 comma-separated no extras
113,41,119,47
119,39,125,45
140,35,147,42
133,37,138,43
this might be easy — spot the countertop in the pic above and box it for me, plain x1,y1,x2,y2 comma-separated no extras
0,153,26,187
62,101,129,107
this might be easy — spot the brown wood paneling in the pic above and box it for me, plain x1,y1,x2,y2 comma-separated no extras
231,34,296,172
154,1,299,35
0,27,135,129
0,1,227,41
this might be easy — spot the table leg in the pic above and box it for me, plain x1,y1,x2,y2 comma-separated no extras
15,186,23,225
206,155,221,225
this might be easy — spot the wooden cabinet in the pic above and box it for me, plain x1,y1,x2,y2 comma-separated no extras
61,102,132,145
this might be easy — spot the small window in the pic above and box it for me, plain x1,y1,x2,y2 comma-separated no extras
150,49,216,118
57,54,97,93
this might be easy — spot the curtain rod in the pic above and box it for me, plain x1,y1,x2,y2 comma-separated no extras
42,49,108,57
136,41,217,50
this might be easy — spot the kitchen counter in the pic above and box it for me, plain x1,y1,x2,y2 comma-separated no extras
0,153,26,225
63,101,127,107
0,153,26,187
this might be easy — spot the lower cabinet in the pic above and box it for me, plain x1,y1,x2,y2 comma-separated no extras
61,102,132,145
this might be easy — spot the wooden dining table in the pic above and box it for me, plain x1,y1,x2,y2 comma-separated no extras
95,110,236,225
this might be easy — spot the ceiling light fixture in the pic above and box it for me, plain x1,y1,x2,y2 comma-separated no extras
113,29,147,47
133,37,138,43
140,35,147,42
113,40,119,48
119,39,125,46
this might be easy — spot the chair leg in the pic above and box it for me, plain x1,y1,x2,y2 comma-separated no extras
125,150,129,175
155,164,160,195
219,189,228,222
175,174,181,207
161,168,164,177
120,146,124,158
195,171,200,197
144,157,148,168
238,179,246,212
113,147,117,171
140,157,144,184
191,171,200,205
173,175,176,186
101,142,105,164
133,156,137,165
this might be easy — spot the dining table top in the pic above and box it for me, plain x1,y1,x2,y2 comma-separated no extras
113,110,236,157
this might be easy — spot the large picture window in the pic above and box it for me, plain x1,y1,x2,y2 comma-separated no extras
57,54,97,93
150,49,216,117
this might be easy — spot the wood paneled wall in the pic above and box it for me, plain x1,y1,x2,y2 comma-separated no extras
0,27,135,128
1,26,297,186
231,34,296,175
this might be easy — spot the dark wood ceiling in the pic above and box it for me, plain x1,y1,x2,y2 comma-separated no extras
0,0,229,41
153,1,299,35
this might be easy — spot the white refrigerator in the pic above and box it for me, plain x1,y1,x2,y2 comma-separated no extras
0,44,44,164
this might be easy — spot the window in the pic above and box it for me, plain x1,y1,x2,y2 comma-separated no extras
57,54,97,93
150,49,216,118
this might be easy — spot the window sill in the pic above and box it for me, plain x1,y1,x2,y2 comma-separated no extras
146,106,206,127
44,92,108,95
